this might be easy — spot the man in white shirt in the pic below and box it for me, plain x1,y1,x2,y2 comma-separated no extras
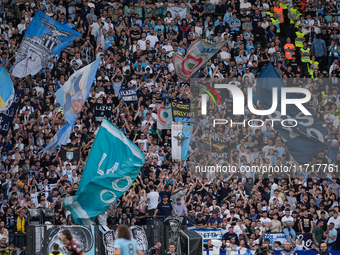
233,219,246,237
137,33,147,50
146,185,159,215
259,211,272,229
240,0,252,15
162,39,173,57
282,208,296,243
146,28,159,48
195,21,203,37
328,210,340,229
219,46,231,65
269,189,283,205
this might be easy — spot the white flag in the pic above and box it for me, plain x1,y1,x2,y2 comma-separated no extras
173,39,226,81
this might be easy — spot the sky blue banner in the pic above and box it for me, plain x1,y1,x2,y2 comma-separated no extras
56,58,101,126
0,66,14,110
41,123,73,155
182,123,192,161
0,89,23,136
63,118,145,225
12,10,81,78
257,63,337,164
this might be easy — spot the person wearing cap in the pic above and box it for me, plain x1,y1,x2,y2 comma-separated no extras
173,197,188,217
171,183,187,205
194,213,207,228
207,210,222,229
153,194,174,218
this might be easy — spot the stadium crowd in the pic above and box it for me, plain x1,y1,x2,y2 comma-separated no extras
1,0,340,254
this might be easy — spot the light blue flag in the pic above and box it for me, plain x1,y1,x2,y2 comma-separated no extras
40,123,73,155
171,123,192,161
181,124,192,161
63,118,145,225
56,58,101,126
12,10,81,78
0,66,14,109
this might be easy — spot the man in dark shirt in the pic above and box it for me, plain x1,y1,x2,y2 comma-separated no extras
194,213,207,228
207,210,222,229
299,209,313,234
154,195,174,217
223,226,239,244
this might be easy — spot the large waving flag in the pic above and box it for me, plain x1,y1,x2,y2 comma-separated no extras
12,10,81,78
56,58,101,125
257,63,337,163
173,39,226,82
64,118,145,225
40,58,101,155
42,123,73,155
0,66,23,135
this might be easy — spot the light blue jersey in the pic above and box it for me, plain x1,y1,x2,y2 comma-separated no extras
114,238,140,254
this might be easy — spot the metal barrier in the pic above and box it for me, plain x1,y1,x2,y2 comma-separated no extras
26,218,188,255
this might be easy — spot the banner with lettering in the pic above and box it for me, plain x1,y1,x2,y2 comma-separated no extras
63,118,145,225
188,227,222,243
171,101,196,123
119,87,138,103
297,233,313,249
94,103,113,124
211,137,229,158
263,233,287,246
0,90,23,136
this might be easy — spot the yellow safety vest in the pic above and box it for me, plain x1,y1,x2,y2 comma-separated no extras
295,31,305,48
295,13,302,28
280,0,288,9
16,217,25,233
290,8,298,24
300,47,310,63
266,11,274,18
271,18,280,33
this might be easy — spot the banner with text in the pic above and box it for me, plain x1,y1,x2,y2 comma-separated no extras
94,103,113,124
171,101,196,123
211,137,229,159
119,87,138,104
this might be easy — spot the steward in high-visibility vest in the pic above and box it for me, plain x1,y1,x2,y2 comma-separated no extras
49,244,64,255
308,56,319,78
294,9,302,28
271,13,281,33
274,1,284,23
284,38,296,60
266,6,274,18
295,26,305,48
290,3,298,24
300,42,311,63
280,0,288,9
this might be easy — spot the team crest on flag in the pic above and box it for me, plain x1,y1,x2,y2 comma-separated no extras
12,10,81,78
66,151,73,160
171,123,192,161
